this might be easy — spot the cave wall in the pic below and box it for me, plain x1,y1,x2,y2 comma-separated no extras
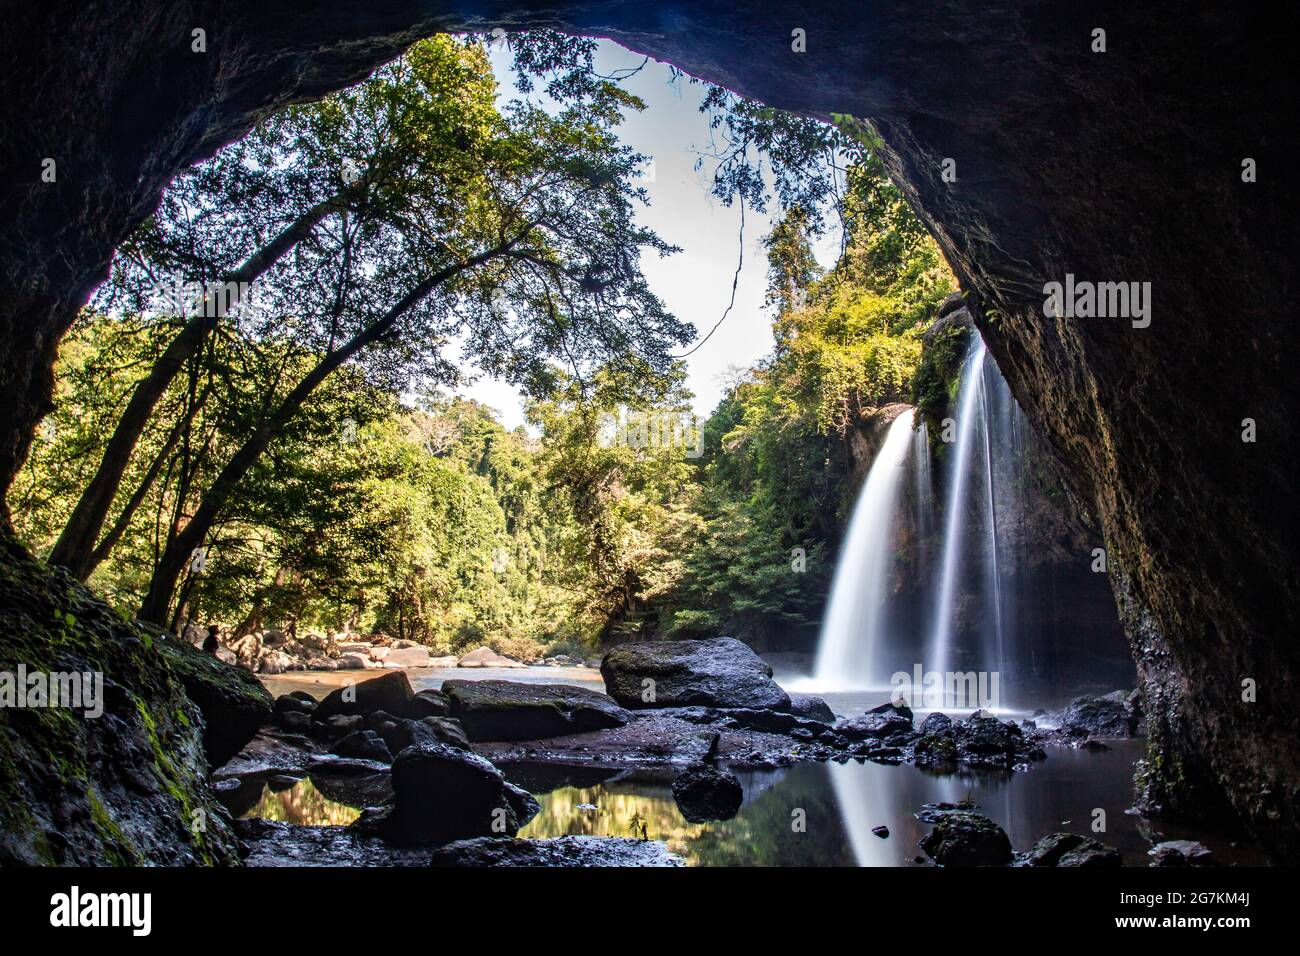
1,1,1295,857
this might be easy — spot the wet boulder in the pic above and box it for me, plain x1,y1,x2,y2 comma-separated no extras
156,628,273,768
1048,690,1138,737
868,699,914,722
1020,832,1122,867
311,714,364,743
313,671,413,721
363,744,539,845
331,730,394,763
401,688,450,719
919,811,1013,866
953,712,1020,765
1149,840,1215,867
379,715,471,753
788,694,835,723
919,712,953,735
600,637,791,711
671,763,744,822
836,710,914,741
442,679,628,742
914,731,958,768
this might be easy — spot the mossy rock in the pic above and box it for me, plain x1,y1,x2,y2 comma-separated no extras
154,627,272,767
0,531,241,865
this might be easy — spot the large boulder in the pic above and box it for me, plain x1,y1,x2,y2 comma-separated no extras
836,710,914,741
313,671,413,721
377,715,471,753
788,694,835,723
1048,691,1138,737
919,812,1013,866
384,645,431,668
457,646,525,669
363,744,539,845
442,679,628,742
0,540,240,864
155,627,273,768
671,764,744,822
600,637,790,711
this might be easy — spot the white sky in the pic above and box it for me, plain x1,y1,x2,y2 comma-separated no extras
455,39,841,430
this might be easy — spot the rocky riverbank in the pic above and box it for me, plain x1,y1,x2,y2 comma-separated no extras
204,636,1150,865
193,624,592,677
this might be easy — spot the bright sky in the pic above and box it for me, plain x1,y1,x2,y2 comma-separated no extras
456,39,841,430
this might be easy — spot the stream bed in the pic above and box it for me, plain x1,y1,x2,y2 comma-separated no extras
235,737,1265,866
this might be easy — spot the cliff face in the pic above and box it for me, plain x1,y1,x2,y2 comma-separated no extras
1,2,1295,856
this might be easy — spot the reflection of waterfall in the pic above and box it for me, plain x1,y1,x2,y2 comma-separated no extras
813,410,915,690
828,760,960,867
928,340,988,682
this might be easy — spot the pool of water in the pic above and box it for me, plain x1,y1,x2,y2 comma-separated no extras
234,740,1266,866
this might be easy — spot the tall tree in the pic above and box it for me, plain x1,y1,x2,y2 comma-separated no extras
128,37,688,624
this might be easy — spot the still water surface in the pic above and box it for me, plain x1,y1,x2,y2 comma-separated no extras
237,740,1265,865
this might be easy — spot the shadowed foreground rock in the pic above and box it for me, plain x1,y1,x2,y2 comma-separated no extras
671,763,744,823
356,744,538,846
155,629,272,767
601,637,791,711
919,811,1013,867
0,534,239,864
313,670,414,721
432,835,683,867
442,679,628,741
1019,832,1122,867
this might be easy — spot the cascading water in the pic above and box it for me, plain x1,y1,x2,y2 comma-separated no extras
810,334,1039,702
812,409,916,690
927,339,988,683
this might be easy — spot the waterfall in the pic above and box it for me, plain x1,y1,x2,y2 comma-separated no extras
979,357,1006,677
927,339,988,684
812,409,916,690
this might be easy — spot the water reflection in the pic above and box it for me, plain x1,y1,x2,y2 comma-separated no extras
508,742,1264,867
238,776,364,826
223,742,1264,866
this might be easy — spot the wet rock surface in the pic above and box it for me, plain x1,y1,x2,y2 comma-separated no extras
918,811,1013,867
357,744,539,846
0,538,241,865
1045,691,1140,738
1149,840,1216,867
1019,832,1122,867
442,679,628,742
600,637,791,711
671,763,744,823
313,670,413,721
156,629,273,768
431,835,683,867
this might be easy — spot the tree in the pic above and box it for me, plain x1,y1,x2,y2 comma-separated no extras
88,36,689,625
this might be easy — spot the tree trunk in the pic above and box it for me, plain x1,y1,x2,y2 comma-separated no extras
135,258,471,624
48,195,342,579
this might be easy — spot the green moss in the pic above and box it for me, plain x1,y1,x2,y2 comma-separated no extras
0,529,239,865
912,318,972,445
